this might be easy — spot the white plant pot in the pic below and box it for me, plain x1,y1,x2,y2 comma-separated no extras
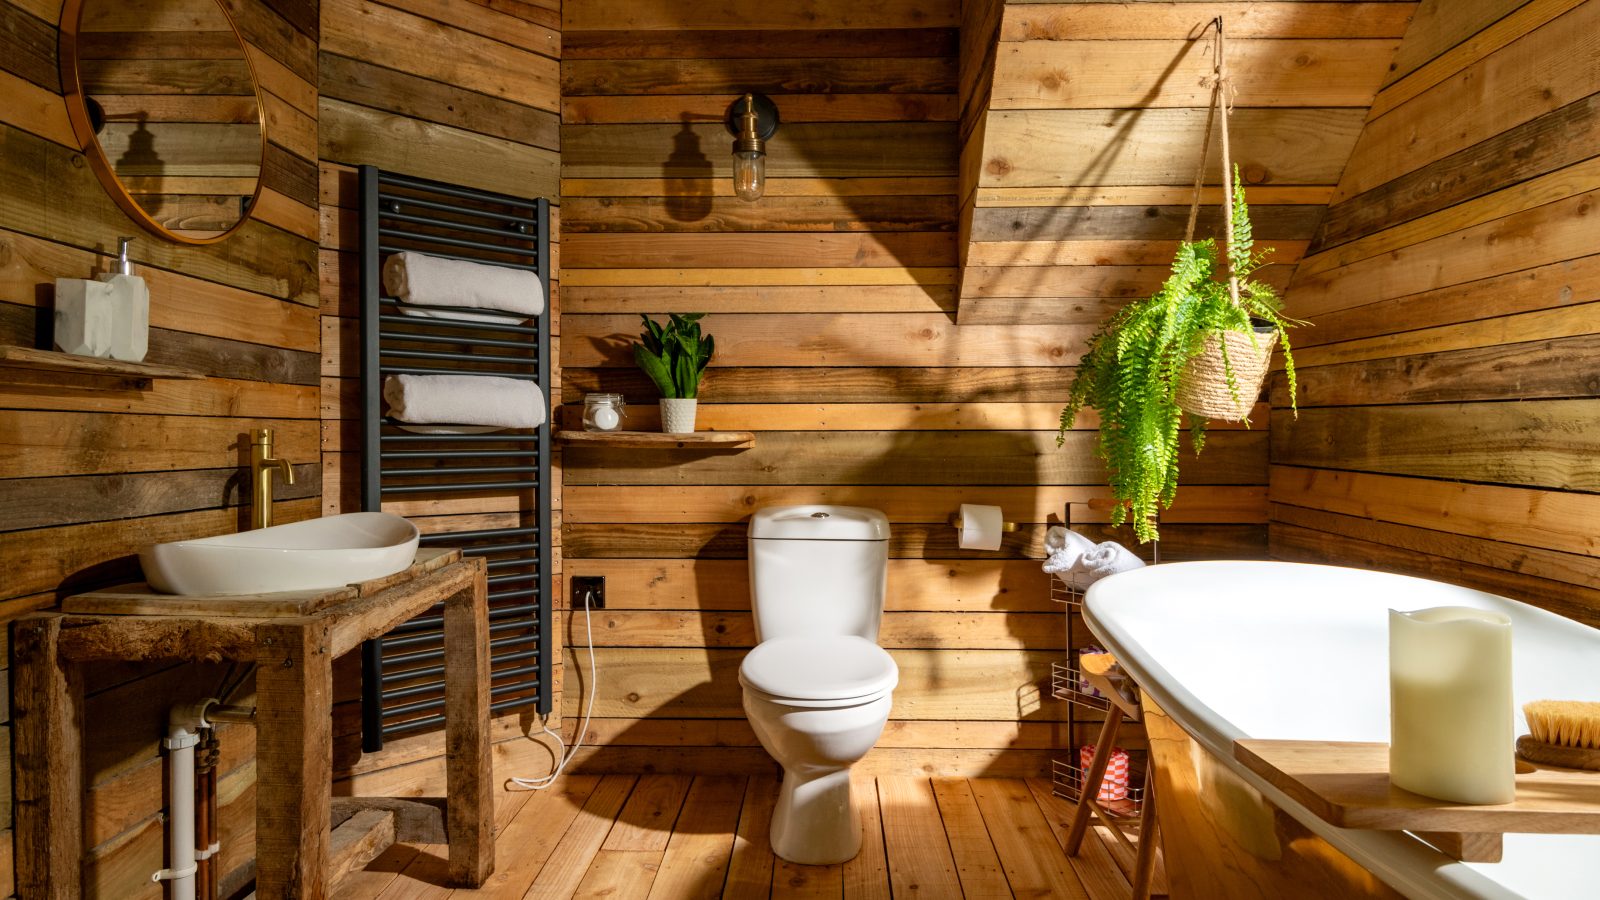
660,398,698,434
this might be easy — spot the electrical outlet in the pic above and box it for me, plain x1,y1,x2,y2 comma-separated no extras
572,575,605,609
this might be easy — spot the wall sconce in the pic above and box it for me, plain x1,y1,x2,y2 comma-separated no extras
724,92,779,201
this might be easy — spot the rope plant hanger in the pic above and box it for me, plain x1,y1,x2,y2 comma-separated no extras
1056,15,1300,543
1173,17,1278,421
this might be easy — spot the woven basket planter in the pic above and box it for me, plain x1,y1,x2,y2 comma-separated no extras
1176,327,1277,421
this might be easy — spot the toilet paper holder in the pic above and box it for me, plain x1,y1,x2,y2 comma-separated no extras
948,512,1018,533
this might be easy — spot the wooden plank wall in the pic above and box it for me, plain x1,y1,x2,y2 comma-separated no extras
315,0,565,792
1271,0,1600,625
0,0,321,894
557,0,1274,779
956,1,1416,326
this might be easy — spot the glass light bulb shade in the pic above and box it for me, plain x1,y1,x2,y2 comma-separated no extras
733,150,765,201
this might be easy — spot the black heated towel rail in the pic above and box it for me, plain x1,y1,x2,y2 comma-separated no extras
357,165,552,752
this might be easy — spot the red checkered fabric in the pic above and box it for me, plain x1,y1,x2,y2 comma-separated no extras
1079,744,1130,801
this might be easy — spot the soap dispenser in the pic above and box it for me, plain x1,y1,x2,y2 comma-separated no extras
98,236,150,362
52,277,115,357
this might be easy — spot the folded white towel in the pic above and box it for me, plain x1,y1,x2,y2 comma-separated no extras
383,374,546,430
1067,540,1145,586
1042,526,1099,574
382,251,545,317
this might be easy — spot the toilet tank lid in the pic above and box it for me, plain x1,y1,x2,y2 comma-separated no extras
749,505,889,541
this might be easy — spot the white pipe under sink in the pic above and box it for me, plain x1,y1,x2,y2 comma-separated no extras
156,700,253,899
156,706,205,900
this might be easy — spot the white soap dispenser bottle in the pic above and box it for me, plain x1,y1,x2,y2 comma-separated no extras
99,236,150,362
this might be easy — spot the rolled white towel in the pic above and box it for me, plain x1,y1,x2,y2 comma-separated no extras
1045,525,1098,555
1036,522,1100,570
1068,540,1146,585
382,251,545,317
383,374,546,430
1042,526,1099,574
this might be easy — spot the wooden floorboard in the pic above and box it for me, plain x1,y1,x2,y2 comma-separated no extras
722,776,779,898
931,778,1011,899
879,776,964,899
350,776,1165,899
647,776,745,900
841,774,890,900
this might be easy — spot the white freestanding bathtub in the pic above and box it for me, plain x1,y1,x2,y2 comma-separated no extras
1083,561,1600,900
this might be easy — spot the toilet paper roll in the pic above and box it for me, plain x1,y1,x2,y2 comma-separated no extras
958,503,1005,551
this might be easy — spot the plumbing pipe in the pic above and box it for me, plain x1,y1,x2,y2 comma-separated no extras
195,733,219,900
156,713,202,900
195,764,214,900
157,701,257,899
206,703,256,724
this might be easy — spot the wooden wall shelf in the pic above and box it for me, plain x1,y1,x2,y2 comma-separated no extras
0,345,202,388
556,429,756,449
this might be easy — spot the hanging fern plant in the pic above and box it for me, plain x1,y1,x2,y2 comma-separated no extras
1058,170,1300,543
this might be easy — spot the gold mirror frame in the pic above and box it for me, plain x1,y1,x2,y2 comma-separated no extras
58,0,269,246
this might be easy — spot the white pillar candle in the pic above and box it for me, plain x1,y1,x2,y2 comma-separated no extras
1389,606,1515,805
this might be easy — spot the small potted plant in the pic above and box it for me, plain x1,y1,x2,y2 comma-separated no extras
1058,170,1299,543
633,312,714,434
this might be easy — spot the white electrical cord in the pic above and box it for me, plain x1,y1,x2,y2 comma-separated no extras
509,587,597,790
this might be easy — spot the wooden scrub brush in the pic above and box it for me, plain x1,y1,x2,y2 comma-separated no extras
1517,700,1600,771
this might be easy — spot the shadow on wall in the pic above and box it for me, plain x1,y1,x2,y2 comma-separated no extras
664,114,715,223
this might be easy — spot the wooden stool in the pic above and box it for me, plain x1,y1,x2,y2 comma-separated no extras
12,548,494,899
1065,652,1161,900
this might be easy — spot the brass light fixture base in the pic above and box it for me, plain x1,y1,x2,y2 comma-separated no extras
724,92,780,144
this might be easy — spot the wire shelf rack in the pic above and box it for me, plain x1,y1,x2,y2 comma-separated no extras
1051,660,1111,712
1052,757,1147,821
1049,572,1087,611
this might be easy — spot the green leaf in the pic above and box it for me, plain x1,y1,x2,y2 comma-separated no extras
673,351,698,398
698,334,715,372
633,343,676,398
633,313,715,398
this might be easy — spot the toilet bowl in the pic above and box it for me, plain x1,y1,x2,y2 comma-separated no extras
741,505,896,865
740,636,898,865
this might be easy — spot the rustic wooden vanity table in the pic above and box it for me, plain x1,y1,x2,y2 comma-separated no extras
12,548,494,899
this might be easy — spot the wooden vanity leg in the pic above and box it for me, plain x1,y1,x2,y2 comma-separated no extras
1066,711,1123,854
443,560,494,885
255,620,333,900
12,616,84,900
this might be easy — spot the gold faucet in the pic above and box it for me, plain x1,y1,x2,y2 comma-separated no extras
251,428,295,529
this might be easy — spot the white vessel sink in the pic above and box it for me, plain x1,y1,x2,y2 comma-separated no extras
140,512,420,596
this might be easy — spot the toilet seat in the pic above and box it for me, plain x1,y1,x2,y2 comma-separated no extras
739,635,898,703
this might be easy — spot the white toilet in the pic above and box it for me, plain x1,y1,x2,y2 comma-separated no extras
740,505,898,865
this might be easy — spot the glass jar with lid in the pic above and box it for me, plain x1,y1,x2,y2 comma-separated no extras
582,393,626,432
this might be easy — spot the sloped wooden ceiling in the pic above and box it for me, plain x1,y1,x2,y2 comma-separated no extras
956,1,1418,324
1270,0,1600,624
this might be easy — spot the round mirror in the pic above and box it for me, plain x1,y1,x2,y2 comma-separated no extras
60,0,265,244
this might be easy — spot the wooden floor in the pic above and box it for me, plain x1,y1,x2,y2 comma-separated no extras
338,775,1166,899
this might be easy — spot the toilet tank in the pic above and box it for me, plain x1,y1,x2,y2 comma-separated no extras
748,505,890,643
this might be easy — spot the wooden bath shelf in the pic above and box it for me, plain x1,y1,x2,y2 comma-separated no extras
1234,739,1600,863
0,344,201,388
556,429,756,449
